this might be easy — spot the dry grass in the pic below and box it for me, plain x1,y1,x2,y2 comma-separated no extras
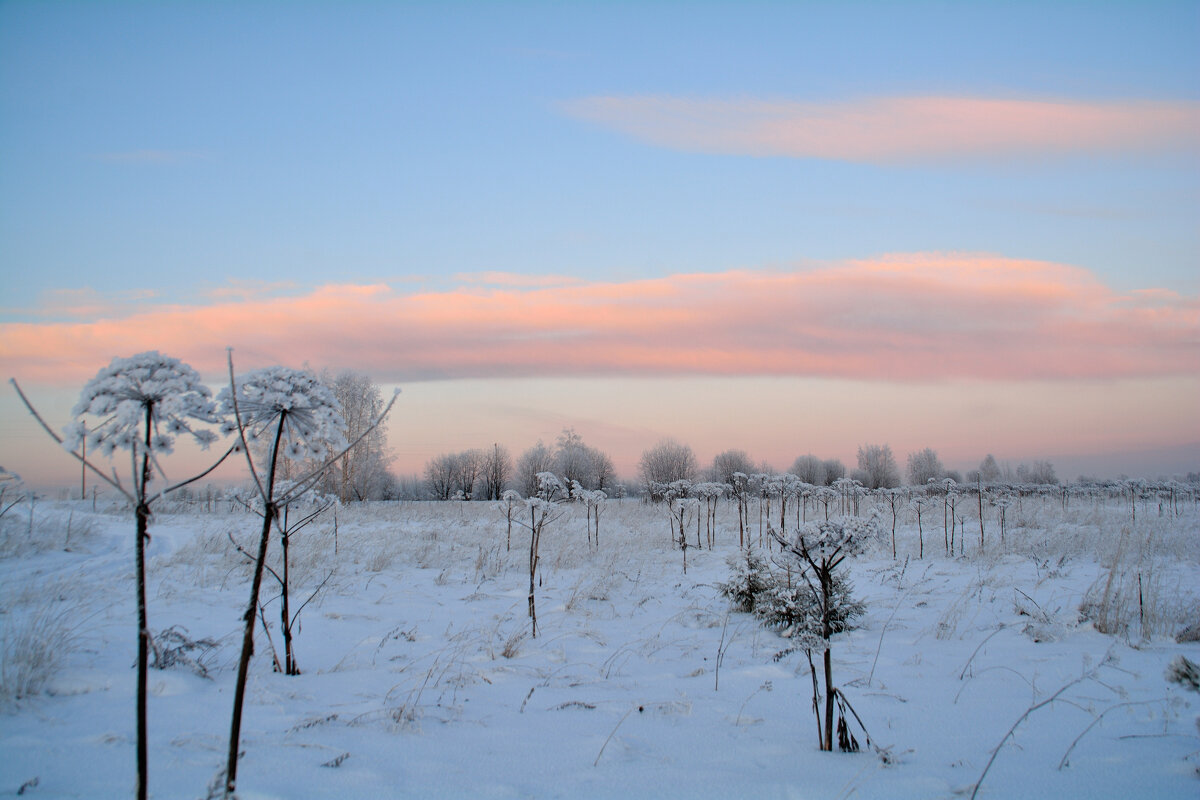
0,594,85,705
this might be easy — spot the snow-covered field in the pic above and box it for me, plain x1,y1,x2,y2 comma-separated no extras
2,496,1198,799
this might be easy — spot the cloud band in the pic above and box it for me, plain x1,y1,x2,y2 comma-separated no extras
1,253,1196,384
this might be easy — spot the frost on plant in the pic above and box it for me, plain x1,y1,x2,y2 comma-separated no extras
770,514,882,752
1166,655,1199,692
718,548,772,613
63,351,221,461
218,366,348,462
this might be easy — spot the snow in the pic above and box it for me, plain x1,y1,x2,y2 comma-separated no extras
2,496,1198,798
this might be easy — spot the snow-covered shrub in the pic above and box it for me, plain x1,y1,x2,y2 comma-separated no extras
771,514,882,753
719,548,864,638
756,572,864,639
718,548,772,613
1166,655,1200,692
150,625,219,680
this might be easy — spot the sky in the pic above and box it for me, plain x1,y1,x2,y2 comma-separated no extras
1,0,1198,488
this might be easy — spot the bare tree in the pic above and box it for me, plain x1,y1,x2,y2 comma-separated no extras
639,438,698,499
978,453,1002,483
710,448,755,485
424,452,458,500
454,448,484,500
322,370,393,501
790,454,827,487
906,447,945,486
857,443,900,489
516,440,555,497
822,458,847,485
481,443,513,501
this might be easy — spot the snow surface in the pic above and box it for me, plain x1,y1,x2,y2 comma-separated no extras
2,496,1198,799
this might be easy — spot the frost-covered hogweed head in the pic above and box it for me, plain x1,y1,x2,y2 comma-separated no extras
792,513,883,560
219,367,348,462
64,351,221,457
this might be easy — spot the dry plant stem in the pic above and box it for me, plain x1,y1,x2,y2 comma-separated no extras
527,507,540,638
868,587,912,687
958,624,1007,681
593,706,635,767
259,606,284,673
225,416,284,798
1057,700,1158,770
134,406,151,800
225,417,283,796
223,348,397,797
806,650,823,746
10,379,132,502
13,377,233,800
971,674,1089,800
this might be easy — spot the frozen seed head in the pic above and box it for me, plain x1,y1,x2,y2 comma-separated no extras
64,351,221,455
219,366,348,461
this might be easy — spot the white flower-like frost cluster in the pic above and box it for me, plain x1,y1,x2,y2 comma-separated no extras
790,513,883,560
219,367,348,462
63,351,221,456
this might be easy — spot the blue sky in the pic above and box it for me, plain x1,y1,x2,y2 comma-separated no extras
1,1,1197,485
3,1,1196,309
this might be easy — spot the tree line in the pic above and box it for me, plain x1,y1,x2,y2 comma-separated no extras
419,434,1073,502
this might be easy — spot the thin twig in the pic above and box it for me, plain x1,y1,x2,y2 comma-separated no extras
868,586,912,686
1058,700,1160,770
594,706,635,767
225,348,267,502
275,391,399,508
958,624,1008,681
10,378,133,501
971,673,1091,800
291,569,335,629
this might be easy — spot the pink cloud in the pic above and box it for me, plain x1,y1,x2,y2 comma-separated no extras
2,253,1196,385
562,95,1200,162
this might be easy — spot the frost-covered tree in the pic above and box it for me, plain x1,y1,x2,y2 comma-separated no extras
856,443,900,489
589,447,616,491
772,515,881,752
218,360,395,797
710,448,755,485
512,472,565,637
551,427,615,490
322,370,393,501
424,452,458,500
454,448,485,500
423,449,485,500
16,352,231,800
906,447,945,486
639,438,698,500
822,458,847,485
1026,459,1058,485
481,443,513,501
555,427,590,487
978,453,1002,484
516,440,555,498
790,454,827,487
